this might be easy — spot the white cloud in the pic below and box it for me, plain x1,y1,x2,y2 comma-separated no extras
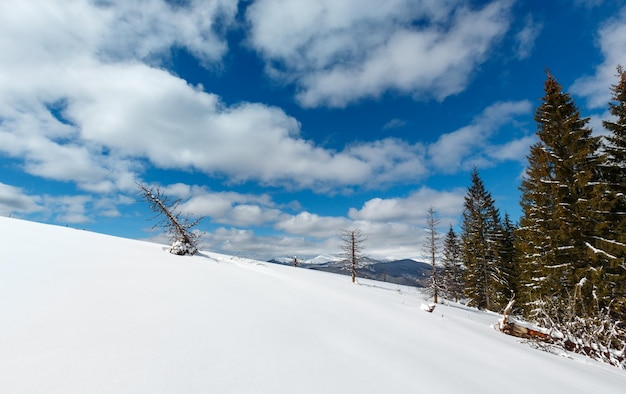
175,186,282,227
0,181,137,222
572,6,626,108
346,138,428,187
43,195,93,224
201,227,323,260
88,0,238,65
487,135,537,162
352,221,428,261
348,187,464,224
139,180,468,260
246,0,513,107
427,100,532,172
0,0,442,193
382,119,407,130
0,183,43,216
275,212,352,239
514,14,542,60
205,220,430,261
0,0,233,193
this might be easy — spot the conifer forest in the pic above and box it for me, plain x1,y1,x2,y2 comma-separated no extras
443,68,626,363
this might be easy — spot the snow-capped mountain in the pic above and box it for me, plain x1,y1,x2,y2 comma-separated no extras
269,255,434,287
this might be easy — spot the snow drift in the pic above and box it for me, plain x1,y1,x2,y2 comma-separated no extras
1,217,625,393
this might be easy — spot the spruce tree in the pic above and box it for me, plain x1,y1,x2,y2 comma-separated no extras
516,72,604,317
498,213,519,302
516,142,558,313
461,168,506,311
441,225,464,302
600,66,626,319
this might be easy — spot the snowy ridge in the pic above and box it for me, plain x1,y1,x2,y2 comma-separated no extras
270,254,345,265
1,216,625,393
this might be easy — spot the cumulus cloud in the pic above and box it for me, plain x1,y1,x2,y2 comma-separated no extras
572,7,626,108
0,0,233,193
348,187,465,224
137,180,468,260
246,0,513,107
0,181,135,222
0,0,538,260
98,0,238,65
213,216,437,260
0,0,440,193
0,183,43,216
427,100,532,172
42,195,93,224
346,138,428,187
275,212,352,239
488,135,537,162
201,227,326,261
171,186,283,227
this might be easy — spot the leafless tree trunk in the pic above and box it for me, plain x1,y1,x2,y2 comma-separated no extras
292,256,301,267
424,207,441,303
340,228,366,283
137,182,202,255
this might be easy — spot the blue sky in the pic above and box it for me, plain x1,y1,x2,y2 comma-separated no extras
1,0,625,260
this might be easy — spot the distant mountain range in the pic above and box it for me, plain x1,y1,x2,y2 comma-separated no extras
268,256,433,287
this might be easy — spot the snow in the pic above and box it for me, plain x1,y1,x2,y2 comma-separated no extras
305,253,343,265
1,216,625,393
585,241,617,259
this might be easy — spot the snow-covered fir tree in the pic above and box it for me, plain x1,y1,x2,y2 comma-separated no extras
516,72,604,317
498,213,518,303
600,66,626,320
461,168,506,311
441,225,464,302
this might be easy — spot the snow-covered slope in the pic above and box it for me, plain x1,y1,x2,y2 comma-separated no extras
1,216,625,393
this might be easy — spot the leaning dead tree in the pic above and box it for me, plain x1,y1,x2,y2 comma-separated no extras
340,228,367,283
137,182,202,256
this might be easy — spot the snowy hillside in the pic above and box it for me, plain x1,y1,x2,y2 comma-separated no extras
1,216,625,393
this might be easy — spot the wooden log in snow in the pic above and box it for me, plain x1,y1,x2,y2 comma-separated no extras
498,298,549,341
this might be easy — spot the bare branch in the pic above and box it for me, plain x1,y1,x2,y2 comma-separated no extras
137,182,203,255
339,228,367,283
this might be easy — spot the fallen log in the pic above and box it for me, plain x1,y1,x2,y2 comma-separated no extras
498,299,549,341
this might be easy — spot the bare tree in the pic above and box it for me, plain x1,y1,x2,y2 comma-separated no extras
137,182,202,256
423,207,442,303
340,228,367,283
292,256,301,267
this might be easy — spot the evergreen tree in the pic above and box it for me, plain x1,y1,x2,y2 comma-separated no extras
498,213,519,302
461,168,506,311
600,66,626,319
441,225,464,302
516,141,561,313
516,72,604,317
